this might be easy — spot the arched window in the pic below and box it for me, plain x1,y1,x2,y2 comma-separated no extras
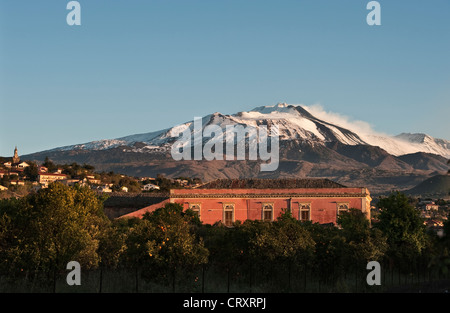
223,204,235,227
299,203,311,222
337,203,349,216
262,203,274,221
189,203,201,218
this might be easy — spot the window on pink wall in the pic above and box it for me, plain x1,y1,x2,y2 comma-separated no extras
223,204,234,226
299,203,311,222
189,203,201,219
262,203,274,221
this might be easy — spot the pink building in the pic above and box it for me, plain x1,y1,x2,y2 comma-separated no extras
123,179,372,225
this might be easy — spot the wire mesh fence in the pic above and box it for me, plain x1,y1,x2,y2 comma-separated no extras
1,260,449,293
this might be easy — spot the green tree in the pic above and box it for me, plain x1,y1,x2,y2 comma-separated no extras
374,191,427,270
116,177,141,193
251,210,315,263
337,208,370,241
305,222,348,284
201,221,263,291
97,218,130,270
42,156,57,173
444,212,450,240
337,208,388,271
0,183,109,282
124,203,208,289
23,161,39,181
82,164,95,172
233,210,315,291
0,175,10,188
428,210,450,275
0,197,31,277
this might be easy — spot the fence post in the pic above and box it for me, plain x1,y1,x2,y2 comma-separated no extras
53,269,57,293
249,263,253,293
172,266,176,293
99,268,103,293
135,267,139,293
391,264,393,287
318,275,321,292
288,260,292,292
227,267,230,293
202,264,205,293
303,264,307,292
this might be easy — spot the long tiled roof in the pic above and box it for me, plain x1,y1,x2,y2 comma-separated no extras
196,178,346,189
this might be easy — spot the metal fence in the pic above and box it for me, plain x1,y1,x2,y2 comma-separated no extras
1,261,449,293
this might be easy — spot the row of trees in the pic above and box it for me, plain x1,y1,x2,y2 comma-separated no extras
0,183,449,291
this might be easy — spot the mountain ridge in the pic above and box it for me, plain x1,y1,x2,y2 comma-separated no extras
20,103,449,195
39,103,450,158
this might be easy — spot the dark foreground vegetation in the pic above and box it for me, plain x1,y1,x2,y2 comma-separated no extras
1,183,449,293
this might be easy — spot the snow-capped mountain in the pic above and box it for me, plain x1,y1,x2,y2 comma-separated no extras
49,103,450,158
23,103,449,193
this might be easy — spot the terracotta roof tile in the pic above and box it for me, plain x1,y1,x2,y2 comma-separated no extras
196,178,346,189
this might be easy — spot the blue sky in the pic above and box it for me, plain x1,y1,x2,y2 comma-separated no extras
1,0,449,156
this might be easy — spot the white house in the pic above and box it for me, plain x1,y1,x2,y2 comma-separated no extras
175,179,189,186
425,204,439,211
17,162,30,169
142,183,160,191
9,181,25,186
61,179,84,187
97,185,112,193
38,172,68,186
86,176,101,185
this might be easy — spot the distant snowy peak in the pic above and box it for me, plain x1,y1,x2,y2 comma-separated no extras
48,103,450,158
55,139,128,151
395,133,445,144
395,133,427,142
393,133,450,157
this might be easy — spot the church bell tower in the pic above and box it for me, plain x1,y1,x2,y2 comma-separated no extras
12,146,20,164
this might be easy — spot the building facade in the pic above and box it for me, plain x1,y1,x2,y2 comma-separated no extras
38,172,68,186
124,179,372,225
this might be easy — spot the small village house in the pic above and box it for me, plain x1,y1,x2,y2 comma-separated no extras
142,183,160,191
38,172,68,187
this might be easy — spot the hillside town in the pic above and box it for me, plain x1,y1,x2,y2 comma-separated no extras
0,147,200,196
1,147,449,233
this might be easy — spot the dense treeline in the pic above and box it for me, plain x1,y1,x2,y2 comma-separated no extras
0,183,449,292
